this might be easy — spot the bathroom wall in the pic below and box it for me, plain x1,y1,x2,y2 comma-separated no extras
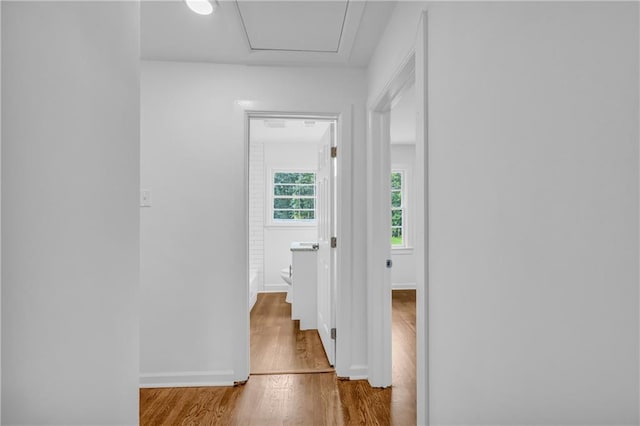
249,134,264,307
391,144,416,288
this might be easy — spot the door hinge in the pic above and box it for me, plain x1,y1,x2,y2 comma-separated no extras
331,146,337,158
330,237,337,248
331,328,337,340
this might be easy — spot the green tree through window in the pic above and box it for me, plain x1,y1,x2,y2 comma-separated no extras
273,172,316,221
391,171,404,246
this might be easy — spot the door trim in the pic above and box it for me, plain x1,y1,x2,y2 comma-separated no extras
368,51,416,388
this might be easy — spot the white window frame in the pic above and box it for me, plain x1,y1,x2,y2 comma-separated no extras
267,168,317,227
391,168,409,249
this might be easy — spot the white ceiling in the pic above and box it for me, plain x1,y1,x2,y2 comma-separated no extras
390,82,416,144
141,0,396,67
250,118,332,144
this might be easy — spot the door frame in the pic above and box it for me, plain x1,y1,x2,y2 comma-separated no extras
367,56,413,389
239,106,354,379
366,11,429,425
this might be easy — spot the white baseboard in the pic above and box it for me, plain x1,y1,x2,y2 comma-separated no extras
140,370,236,388
347,364,368,380
262,283,289,293
392,282,416,290
249,291,258,311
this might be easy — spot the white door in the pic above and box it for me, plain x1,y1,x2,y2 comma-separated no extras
316,123,336,366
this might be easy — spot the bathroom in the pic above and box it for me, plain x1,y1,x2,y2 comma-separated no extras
248,117,331,310
248,116,335,373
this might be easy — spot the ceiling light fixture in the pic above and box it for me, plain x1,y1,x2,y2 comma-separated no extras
185,0,216,16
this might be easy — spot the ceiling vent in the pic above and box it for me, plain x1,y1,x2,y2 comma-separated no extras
264,119,286,128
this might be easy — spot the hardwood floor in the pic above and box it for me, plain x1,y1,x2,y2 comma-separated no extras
251,292,332,374
141,374,342,425
390,289,417,423
140,290,416,425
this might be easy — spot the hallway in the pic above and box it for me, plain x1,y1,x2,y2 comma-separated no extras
251,292,333,374
139,290,416,424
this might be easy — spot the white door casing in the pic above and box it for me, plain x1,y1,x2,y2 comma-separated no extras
367,108,393,388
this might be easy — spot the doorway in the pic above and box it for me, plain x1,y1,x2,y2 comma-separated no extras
389,80,418,421
367,57,416,388
247,114,338,375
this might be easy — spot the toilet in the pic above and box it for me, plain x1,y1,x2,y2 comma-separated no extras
280,266,292,303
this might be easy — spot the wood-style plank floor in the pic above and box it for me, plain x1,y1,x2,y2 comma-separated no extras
251,292,332,374
390,289,417,422
140,290,416,425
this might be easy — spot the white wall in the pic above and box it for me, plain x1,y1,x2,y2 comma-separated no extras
2,2,140,424
140,61,367,384
391,144,416,288
369,2,639,424
263,142,318,288
248,138,264,306
1,1,3,420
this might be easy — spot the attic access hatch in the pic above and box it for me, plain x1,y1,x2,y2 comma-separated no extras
235,0,349,53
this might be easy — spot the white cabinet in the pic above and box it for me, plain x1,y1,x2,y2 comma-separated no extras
290,242,318,330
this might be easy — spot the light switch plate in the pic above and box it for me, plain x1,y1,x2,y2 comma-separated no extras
140,189,152,207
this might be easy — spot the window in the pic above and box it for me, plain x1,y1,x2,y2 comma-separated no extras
391,171,405,247
272,171,316,222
